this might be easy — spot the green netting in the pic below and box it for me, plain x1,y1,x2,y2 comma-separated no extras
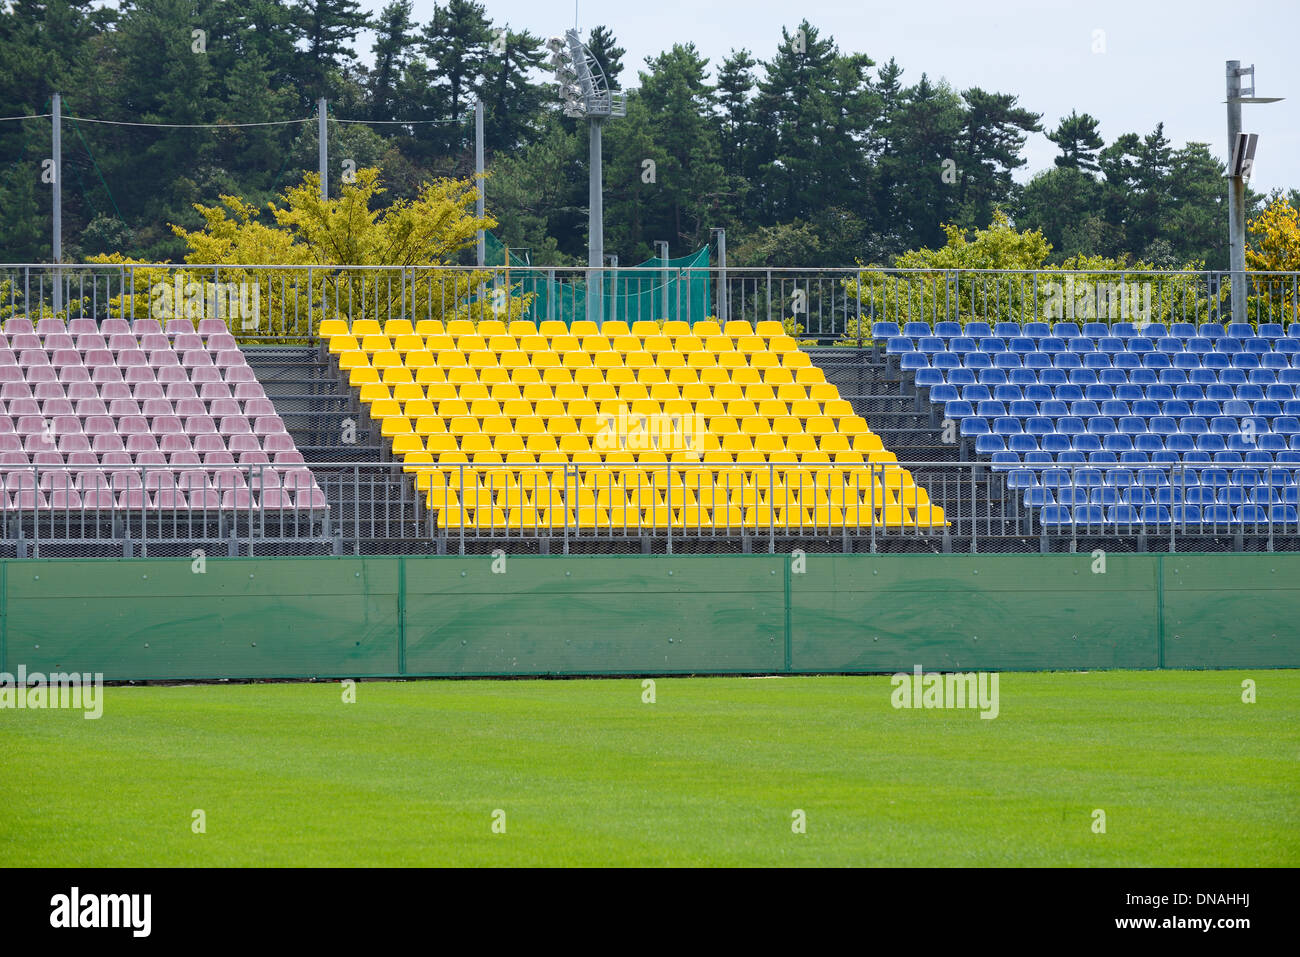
483,233,713,326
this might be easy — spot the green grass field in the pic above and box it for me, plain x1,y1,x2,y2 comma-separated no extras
1,671,1296,866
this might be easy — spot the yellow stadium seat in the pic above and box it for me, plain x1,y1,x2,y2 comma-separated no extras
631,320,660,337
539,320,569,337
694,320,721,337
328,334,359,355
416,366,447,385
415,320,445,336
351,319,382,337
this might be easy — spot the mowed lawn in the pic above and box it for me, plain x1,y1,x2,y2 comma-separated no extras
1,672,1296,866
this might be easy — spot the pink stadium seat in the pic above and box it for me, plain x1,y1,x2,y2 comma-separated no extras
0,434,19,451
188,488,221,509
7,398,39,416
164,319,194,336
13,489,49,509
50,348,81,365
212,468,247,490
207,333,238,352
140,398,173,418
136,450,167,466
220,489,255,509
253,415,285,436
259,488,293,509
23,356,53,374
209,398,240,417
57,435,91,454
184,415,217,435
192,434,225,454
159,434,192,453
75,333,108,352
130,320,163,337
273,450,305,465
133,381,166,400
156,366,189,384
110,470,142,491
126,434,158,453
117,490,152,509
49,489,82,509
92,367,125,386
34,318,64,335
182,349,213,367
31,450,63,468
107,334,137,352
117,415,149,435
165,381,198,400
39,469,74,491
174,398,207,418
177,469,212,491
215,349,247,367
33,382,66,401
141,335,171,353
4,470,36,490
196,319,228,336
199,381,232,401
154,488,188,509
58,366,91,383
108,398,142,418
44,334,75,351
41,398,75,416
13,336,43,352
238,451,270,465
3,318,34,335
65,451,97,468
100,451,131,468
143,470,176,491
173,333,205,352
92,434,125,454
124,368,156,386
168,450,201,467
202,451,235,467
66,318,98,335
99,319,130,336
227,434,260,455
81,488,115,509
190,366,222,384
220,416,252,435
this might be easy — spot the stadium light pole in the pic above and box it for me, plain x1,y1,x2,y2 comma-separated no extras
547,30,625,327
1224,61,1283,323
51,92,62,315
475,98,485,268
318,97,328,200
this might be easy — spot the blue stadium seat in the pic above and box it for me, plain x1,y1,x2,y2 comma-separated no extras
1108,504,1140,524
965,322,993,338
994,322,1021,338
872,322,900,339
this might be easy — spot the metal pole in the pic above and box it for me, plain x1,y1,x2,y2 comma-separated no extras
1226,61,1246,324
52,92,62,315
656,240,669,321
587,118,604,327
318,97,328,200
475,98,486,268
716,227,727,323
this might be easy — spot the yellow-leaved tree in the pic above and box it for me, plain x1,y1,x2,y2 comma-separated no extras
1246,199,1300,326
89,168,532,338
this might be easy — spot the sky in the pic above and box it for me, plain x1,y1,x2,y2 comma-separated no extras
374,0,1300,194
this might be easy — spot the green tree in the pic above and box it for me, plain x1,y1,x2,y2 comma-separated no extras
1047,110,1104,171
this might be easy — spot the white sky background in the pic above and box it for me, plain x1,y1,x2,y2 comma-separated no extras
370,0,1299,194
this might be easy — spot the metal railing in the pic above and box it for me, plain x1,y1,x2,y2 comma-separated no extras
5,460,1298,556
5,264,1299,343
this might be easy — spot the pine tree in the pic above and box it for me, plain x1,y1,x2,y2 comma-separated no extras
586,25,625,91
1047,110,1104,172
368,0,413,120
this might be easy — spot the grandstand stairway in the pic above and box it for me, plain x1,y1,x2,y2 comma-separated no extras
244,346,428,554
809,348,1026,549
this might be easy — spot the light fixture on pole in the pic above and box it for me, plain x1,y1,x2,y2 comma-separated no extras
1224,61,1284,323
547,29,626,327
